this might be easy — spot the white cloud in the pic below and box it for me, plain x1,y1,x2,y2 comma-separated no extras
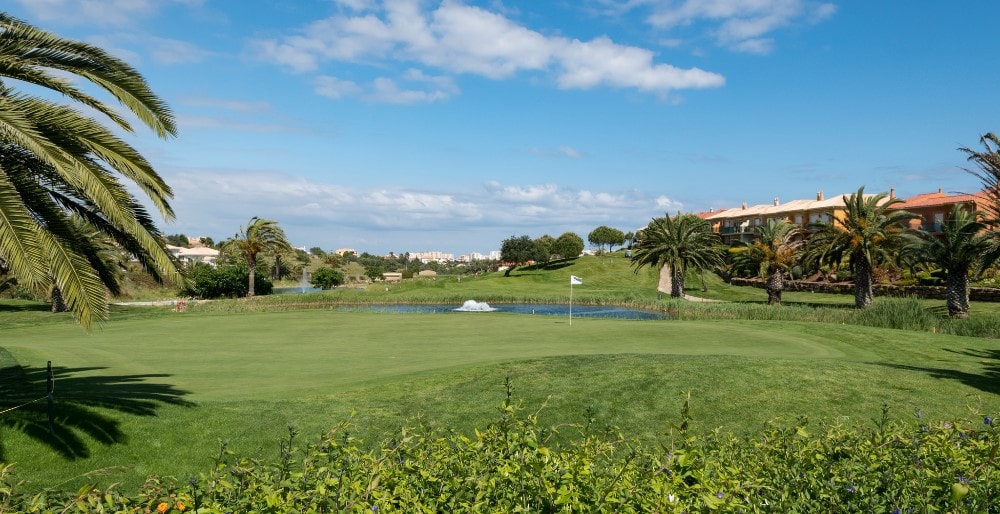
314,71,458,103
314,76,363,99
655,195,684,212
163,172,677,252
600,0,837,54
250,0,725,99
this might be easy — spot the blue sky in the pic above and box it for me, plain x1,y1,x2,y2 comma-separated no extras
7,1,998,256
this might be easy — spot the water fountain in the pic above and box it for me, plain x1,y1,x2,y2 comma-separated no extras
454,300,497,312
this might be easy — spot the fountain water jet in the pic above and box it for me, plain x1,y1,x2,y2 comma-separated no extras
454,300,497,312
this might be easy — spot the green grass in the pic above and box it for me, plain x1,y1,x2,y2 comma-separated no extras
3,253,1000,493
3,306,999,493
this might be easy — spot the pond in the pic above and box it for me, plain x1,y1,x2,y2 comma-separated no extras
333,300,668,320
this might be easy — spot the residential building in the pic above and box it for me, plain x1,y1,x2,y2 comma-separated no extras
887,187,987,234
705,191,872,245
166,245,219,266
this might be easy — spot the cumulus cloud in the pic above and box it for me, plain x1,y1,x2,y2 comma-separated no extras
165,172,680,252
250,0,724,99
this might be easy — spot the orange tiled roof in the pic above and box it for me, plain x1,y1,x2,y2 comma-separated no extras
890,190,986,209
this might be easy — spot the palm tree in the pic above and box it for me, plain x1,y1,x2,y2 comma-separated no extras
0,13,178,328
902,205,995,318
221,217,291,297
810,187,918,309
631,213,723,298
746,219,805,304
960,132,1000,225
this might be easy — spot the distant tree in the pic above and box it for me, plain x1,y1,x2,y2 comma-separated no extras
902,205,995,318
309,247,327,258
165,234,190,247
588,226,626,253
294,248,311,265
551,232,585,260
323,253,343,268
364,263,385,282
631,214,723,298
500,235,543,277
535,234,555,263
810,187,918,308
199,236,215,248
624,231,636,249
310,267,345,289
220,217,291,297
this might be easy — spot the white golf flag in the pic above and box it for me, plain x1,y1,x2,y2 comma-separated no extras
570,275,583,285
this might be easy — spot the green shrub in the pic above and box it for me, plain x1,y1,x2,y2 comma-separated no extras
310,267,345,289
3,397,997,512
180,264,272,299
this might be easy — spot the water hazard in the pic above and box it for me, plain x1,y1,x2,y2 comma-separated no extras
334,300,668,320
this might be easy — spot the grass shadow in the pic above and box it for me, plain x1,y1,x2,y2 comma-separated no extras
0,348,195,461
0,302,51,313
878,348,1000,396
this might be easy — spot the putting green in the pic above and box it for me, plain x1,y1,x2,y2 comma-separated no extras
2,309,998,491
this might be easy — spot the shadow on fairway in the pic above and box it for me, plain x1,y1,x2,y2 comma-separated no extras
0,352,194,461
0,302,51,313
878,348,1000,396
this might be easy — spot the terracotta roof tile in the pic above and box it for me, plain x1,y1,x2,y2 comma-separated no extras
889,190,987,209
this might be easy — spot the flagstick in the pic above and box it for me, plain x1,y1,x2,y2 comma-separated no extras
569,281,573,326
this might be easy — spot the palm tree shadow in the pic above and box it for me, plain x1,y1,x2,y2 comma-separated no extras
878,348,1000,396
0,353,195,461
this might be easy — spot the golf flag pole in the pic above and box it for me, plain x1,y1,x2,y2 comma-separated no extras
569,275,582,325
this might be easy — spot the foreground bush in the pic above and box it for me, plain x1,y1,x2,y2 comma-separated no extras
3,396,997,512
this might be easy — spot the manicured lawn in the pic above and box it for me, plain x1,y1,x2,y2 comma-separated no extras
2,307,998,493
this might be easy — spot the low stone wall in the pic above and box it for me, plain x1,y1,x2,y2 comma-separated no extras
729,278,1000,302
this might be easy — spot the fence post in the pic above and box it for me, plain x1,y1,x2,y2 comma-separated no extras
47,361,54,435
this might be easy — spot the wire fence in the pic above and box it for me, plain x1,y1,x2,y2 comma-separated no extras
0,360,55,434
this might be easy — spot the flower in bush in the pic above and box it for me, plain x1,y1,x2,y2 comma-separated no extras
176,501,186,511
157,502,169,514
985,416,993,426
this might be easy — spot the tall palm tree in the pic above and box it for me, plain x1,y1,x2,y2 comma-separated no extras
631,213,723,298
221,217,291,297
902,205,995,318
746,219,805,304
810,187,918,309
0,13,178,328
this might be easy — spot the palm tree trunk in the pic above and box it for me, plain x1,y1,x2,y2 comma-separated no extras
247,254,257,297
853,255,874,309
658,263,672,295
51,286,69,313
765,270,783,304
946,268,970,318
671,267,685,298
